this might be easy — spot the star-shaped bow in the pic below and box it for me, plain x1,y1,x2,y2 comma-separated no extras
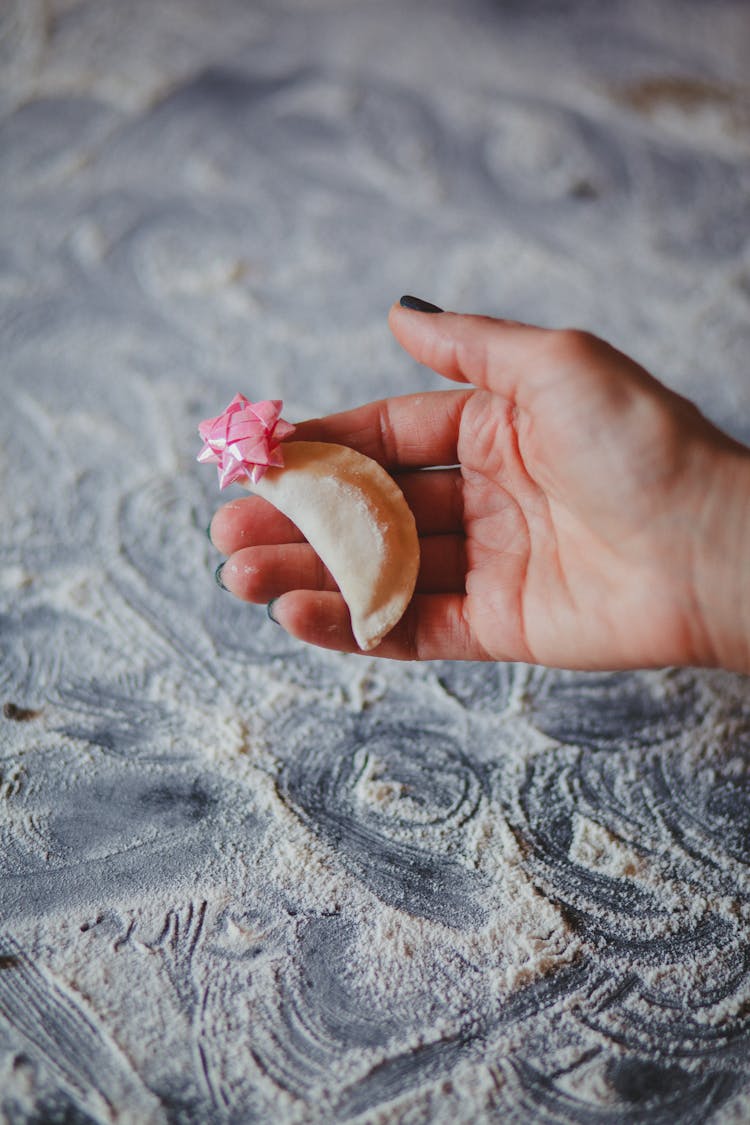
197,394,296,488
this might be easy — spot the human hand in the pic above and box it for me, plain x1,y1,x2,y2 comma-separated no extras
209,301,750,671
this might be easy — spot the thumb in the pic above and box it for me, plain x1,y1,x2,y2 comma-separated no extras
389,298,552,404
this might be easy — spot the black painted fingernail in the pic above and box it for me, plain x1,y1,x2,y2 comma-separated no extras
400,294,444,314
267,599,279,625
206,521,213,543
214,562,227,591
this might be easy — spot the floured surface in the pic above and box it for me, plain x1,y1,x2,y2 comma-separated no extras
1,0,750,1121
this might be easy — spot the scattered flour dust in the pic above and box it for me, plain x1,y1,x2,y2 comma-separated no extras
568,813,646,879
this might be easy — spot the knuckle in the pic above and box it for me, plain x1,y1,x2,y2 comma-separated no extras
377,399,396,466
552,327,603,366
403,602,421,660
454,336,489,388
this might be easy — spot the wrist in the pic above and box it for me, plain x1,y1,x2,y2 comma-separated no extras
691,442,750,674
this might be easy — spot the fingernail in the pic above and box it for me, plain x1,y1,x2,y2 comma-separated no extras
267,599,280,625
206,521,213,543
214,562,228,591
400,294,444,314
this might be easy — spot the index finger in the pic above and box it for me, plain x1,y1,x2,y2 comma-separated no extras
290,388,470,470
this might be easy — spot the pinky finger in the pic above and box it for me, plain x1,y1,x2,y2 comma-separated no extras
267,591,489,661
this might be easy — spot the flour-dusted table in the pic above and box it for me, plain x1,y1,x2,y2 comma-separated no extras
1,1,749,1121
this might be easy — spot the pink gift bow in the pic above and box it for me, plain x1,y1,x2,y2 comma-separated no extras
197,394,296,488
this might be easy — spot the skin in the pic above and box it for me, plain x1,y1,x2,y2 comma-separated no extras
209,304,750,672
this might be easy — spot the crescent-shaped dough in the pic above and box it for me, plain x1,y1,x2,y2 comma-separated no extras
244,441,419,650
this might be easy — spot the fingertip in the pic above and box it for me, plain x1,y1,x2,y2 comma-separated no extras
209,495,305,555
389,303,546,399
389,302,469,386
387,299,406,335
213,554,240,598
207,498,248,555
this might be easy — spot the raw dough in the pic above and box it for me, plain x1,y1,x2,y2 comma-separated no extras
246,441,419,650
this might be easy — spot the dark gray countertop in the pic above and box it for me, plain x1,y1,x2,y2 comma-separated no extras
1,1,750,1121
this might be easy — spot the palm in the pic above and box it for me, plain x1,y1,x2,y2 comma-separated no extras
456,372,711,668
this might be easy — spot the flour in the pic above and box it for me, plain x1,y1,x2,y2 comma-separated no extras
568,814,646,879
